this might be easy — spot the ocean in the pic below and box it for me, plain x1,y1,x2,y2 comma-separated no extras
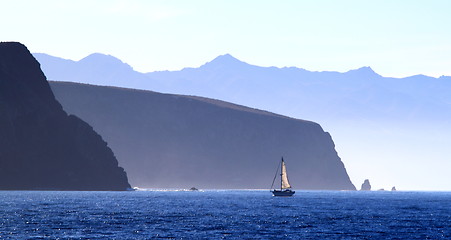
0,190,449,239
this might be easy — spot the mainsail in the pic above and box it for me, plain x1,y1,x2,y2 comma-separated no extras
281,160,291,189
271,157,295,196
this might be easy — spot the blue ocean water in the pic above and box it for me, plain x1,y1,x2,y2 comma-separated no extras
0,190,449,239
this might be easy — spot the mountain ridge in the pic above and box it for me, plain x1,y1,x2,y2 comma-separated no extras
50,81,356,190
36,52,443,79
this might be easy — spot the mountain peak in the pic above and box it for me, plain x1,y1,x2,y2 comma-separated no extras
359,66,374,71
354,66,375,73
79,53,133,70
201,54,248,69
80,53,121,63
346,66,380,78
213,53,239,61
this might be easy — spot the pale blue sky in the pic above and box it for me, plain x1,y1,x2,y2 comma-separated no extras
2,1,451,190
2,0,451,77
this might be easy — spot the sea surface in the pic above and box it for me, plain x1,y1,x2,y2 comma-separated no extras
0,190,449,239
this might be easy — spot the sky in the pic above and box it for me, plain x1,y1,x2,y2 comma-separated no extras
2,1,451,190
2,0,451,78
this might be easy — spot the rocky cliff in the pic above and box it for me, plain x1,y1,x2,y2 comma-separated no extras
0,42,131,190
50,81,356,190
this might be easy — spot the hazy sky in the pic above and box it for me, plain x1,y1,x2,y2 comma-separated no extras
2,1,451,191
2,0,451,78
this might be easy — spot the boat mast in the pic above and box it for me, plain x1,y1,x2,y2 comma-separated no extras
280,157,284,190
270,159,281,190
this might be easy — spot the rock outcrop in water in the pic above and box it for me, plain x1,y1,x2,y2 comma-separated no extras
360,179,371,191
50,81,356,190
0,42,131,190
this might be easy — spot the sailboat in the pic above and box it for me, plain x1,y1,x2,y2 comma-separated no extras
271,157,295,197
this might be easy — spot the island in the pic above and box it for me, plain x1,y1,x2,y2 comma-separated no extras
0,42,131,190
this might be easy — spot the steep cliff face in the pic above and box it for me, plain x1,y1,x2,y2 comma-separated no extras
50,81,356,190
0,42,131,190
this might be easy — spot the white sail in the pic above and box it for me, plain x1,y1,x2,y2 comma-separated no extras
281,161,291,189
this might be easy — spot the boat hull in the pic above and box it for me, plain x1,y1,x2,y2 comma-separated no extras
271,190,295,197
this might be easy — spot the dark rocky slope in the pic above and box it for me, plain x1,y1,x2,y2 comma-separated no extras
0,42,130,190
50,81,356,190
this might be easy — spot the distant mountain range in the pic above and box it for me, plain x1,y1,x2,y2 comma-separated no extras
34,52,451,124
34,52,451,190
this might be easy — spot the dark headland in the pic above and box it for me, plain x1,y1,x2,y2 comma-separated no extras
0,42,131,190
50,82,356,190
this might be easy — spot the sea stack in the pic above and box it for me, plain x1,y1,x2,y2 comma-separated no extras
360,179,371,191
0,42,131,190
